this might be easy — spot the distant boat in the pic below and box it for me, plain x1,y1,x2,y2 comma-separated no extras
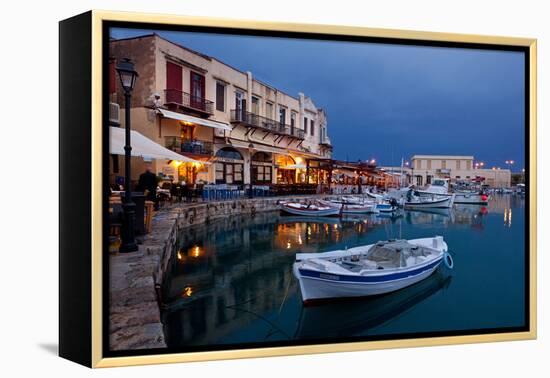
454,191,489,205
414,178,453,197
404,194,455,209
293,236,453,302
280,202,340,217
318,199,378,214
376,202,399,213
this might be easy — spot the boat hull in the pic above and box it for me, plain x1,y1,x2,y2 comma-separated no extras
294,257,443,302
318,199,377,214
376,204,398,213
281,205,340,217
454,193,488,205
404,196,453,209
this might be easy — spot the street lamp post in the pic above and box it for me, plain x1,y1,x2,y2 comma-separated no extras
116,58,139,253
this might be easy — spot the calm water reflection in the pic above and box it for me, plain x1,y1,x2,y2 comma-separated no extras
161,195,526,348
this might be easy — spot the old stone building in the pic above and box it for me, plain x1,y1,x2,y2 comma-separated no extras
109,33,332,187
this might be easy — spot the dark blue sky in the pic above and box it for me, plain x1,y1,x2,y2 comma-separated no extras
111,28,525,170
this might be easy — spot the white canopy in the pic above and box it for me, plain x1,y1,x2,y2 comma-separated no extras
109,126,203,163
158,108,232,131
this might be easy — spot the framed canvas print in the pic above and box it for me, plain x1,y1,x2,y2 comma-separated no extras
59,10,537,368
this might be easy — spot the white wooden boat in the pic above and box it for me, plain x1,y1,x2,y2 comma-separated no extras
454,191,489,205
280,202,340,217
293,236,453,302
376,200,400,213
404,194,455,209
414,178,453,197
318,199,377,214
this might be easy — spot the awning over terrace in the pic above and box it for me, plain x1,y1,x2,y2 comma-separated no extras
109,126,205,163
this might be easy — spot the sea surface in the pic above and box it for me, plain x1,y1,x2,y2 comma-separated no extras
161,194,526,348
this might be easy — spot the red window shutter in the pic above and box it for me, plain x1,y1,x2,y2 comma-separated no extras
166,62,183,104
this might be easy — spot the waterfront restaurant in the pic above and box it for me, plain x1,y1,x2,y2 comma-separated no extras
108,33,332,194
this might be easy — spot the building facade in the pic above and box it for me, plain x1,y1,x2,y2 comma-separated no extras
410,155,511,188
109,34,332,187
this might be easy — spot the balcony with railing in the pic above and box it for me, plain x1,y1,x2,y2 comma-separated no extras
230,110,305,139
165,136,214,157
164,89,214,117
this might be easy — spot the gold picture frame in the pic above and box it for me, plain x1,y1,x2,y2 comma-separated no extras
59,9,537,368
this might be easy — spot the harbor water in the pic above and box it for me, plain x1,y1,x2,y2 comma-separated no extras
161,194,526,348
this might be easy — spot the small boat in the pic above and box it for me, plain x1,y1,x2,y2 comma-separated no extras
414,178,454,197
318,199,378,214
404,194,455,209
454,191,489,205
293,236,453,302
280,202,340,217
365,191,385,201
376,200,400,213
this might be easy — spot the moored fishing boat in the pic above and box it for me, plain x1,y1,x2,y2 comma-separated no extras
293,236,453,302
414,178,453,197
404,194,455,209
454,191,489,205
318,199,378,214
280,202,340,217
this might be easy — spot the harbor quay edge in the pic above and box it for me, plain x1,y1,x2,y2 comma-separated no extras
109,195,328,351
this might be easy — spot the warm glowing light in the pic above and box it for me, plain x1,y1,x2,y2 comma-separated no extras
286,241,292,249
298,235,303,245
503,208,512,227
177,250,183,261
191,246,201,258
333,224,338,230
173,161,182,167
182,286,193,297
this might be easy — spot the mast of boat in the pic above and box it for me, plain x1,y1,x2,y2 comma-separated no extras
400,157,404,188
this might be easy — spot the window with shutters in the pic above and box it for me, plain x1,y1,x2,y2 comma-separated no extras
266,102,273,119
251,96,260,114
216,82,225,112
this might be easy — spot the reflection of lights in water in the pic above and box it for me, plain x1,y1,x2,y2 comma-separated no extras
306,226,312,236
504,208,512,227
286,241,292,249
333,224,338,230
190,245,202,258
182,286,193,297
298,234,303,245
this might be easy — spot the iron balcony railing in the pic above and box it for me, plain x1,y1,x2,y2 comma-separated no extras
230,110,305,139
165,137,214,156
164,89,214,115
